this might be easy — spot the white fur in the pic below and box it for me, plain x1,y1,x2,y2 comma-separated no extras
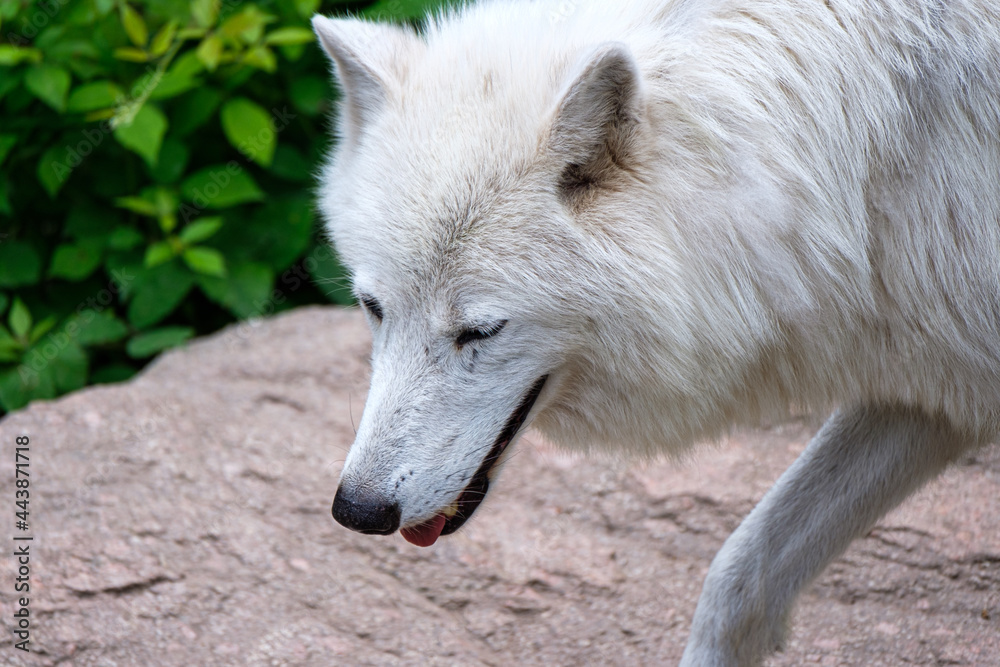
313,1,1000,664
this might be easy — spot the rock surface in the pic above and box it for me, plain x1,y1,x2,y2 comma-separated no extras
1,307,997,666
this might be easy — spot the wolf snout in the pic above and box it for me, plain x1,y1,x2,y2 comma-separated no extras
331,484,400,535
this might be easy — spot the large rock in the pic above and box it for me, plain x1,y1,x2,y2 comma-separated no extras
1,307,997,666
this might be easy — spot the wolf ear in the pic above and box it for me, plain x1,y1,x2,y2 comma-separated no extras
549,43,643,202
311,16,418,145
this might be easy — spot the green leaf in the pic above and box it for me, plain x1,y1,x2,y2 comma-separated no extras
176,27,207,41
113,47,149,62
49,340,88,393
195,34,222,71
180,165,264,209
0,133,16,166
219,7,268,41
0,336,20,363
96,0,118,16
179,217,223,244
182,246,226,276
114,103,168,167
0,242,42,288
242,45,276,73
126,260,195,328
276,43,306,63
68,61,107,82
220,97,276,167
148,137,189,183
197,261,273,318
126,326,194,358
0,322,19,361
0,45,42,67
144,241,176,267
48,243,103,281
148,74,201,101
34,24,70,52
37,145,72,198
28,316,57,345
149,51,204,101
190,0,220,28
66,310,130,346
8,298,31,339
294,0,321,19
108,226,145,250
66,81,123,113
0,365,55,413
0,292,8,315
44,38,102,66
120,3,149,47
150,20,179,57
24,63,71,112
63,1,99,24
150,186,179,223
115,195,158,216
264,27,315,45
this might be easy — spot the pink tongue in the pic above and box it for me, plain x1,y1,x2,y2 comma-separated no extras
400,514,447,547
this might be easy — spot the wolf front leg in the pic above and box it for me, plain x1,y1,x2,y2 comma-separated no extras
680,404,973,667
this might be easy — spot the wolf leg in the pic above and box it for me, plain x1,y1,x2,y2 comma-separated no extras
679,404,973,667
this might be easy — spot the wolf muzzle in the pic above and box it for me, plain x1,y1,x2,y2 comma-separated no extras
331,485,400,535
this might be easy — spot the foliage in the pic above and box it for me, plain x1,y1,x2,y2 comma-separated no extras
0,0,456,414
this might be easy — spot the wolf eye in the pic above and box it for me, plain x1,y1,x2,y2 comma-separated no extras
456,320,507,347
359,295,383,321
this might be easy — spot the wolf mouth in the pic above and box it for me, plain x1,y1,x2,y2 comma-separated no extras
400,375,548,546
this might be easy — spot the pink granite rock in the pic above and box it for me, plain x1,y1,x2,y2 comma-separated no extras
0,307,996,666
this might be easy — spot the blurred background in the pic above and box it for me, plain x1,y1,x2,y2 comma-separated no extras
0,0,456,416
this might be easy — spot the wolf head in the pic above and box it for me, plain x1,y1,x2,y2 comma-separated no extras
312,11,672,546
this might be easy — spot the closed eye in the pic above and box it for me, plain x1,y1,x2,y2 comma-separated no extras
359,294,383,321
456,320,508,347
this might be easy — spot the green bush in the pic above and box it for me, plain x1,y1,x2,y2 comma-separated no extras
0,0,454,414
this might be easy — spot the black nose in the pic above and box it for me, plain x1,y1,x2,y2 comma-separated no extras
331,485,400,535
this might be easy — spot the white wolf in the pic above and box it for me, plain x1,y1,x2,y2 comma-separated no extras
312,1,1000,664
